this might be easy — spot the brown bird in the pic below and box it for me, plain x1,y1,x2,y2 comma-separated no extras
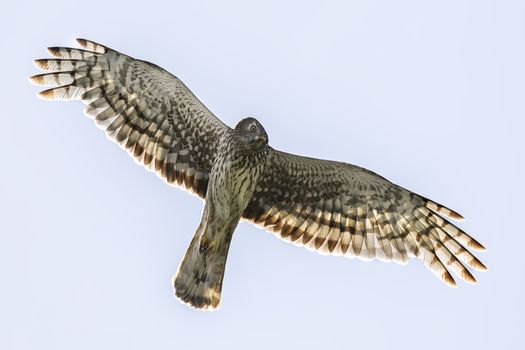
30,39,487,311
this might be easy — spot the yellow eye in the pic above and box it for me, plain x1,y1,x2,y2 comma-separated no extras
250,125,257,133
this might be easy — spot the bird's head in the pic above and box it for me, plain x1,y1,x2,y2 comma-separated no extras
235,117,269,151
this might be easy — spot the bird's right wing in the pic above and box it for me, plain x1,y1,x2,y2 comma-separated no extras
30,39,230,198
243,149,487,286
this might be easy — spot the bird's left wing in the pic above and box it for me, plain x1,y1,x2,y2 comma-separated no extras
242,149,487,286
30,39,230,198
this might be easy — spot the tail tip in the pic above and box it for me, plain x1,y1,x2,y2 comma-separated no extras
173,286,221,311
172,273,221,311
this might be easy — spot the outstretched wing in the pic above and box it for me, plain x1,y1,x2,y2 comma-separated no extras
30,39,229,198
243,149,487,286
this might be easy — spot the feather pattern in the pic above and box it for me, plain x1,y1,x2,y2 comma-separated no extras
31,39,487,311
242,149,487,286
30,38,229,198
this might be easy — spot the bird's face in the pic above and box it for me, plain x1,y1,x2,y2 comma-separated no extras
235,117,269,151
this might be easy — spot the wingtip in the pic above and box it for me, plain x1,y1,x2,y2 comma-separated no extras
443,271,457,288
448,211,465,221
75,38,87,46
46,47,61,57
470,257,488,272
461,269,478,285
469,239,487,252
33,59,47,70
28,74,42,85
75,38,107,53
425,201,464,221
37,89,55,100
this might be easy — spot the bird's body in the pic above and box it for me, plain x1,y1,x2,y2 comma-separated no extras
175,124,269,309
30,39,487,311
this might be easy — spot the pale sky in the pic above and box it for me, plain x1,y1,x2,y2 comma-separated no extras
1,1,524,349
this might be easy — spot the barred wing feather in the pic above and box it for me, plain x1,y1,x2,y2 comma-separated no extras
243,149,487,286
30,39,229,198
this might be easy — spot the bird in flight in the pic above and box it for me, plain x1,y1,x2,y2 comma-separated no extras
30,39,487,311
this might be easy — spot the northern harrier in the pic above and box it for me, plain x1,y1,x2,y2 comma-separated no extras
30,39,487,310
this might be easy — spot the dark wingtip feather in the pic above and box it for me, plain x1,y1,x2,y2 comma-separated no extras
46,47,62,57
37,88,55,100
468,238,486,252
33,59,48,70
76,38,107,53
470,256,488,271
28,74,43,85
461,269,477,285
443,270,458,288
426,201,465,221
447,210,465,221
75,38,88,46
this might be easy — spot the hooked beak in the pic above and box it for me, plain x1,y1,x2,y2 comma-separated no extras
249,135,262,144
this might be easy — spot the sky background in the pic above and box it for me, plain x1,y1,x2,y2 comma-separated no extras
1,0,524,349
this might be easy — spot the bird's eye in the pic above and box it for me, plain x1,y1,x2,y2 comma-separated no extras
250,125,257,133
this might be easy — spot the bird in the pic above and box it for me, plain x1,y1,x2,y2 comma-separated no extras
30,39,487,311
